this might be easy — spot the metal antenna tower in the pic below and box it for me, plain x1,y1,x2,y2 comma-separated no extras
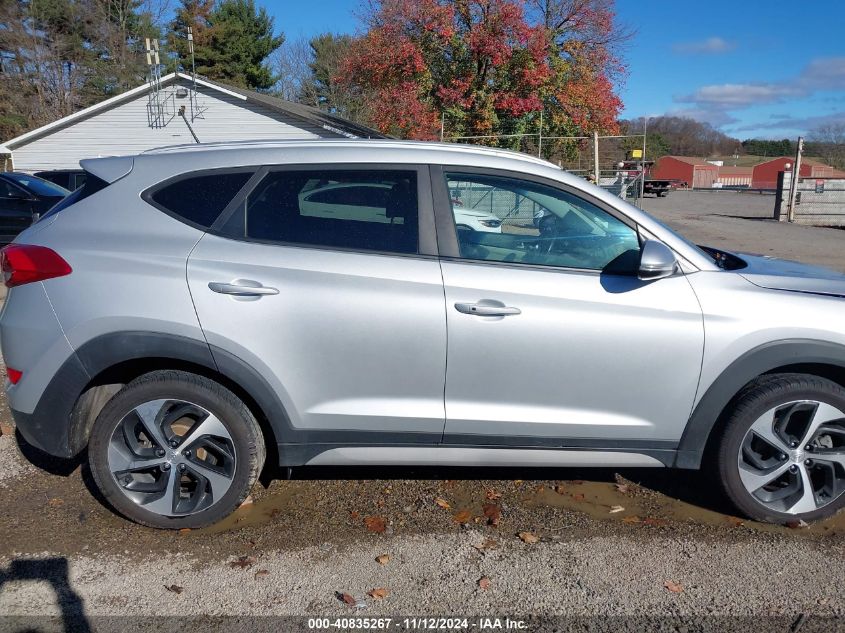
145,38,163,127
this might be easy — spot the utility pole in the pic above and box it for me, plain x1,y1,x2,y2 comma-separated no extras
787,136,804,222
593,131,600,184
639,117,649,202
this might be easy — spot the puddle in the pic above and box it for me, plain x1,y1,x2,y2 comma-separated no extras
525,480,845,536
199,485,301,534
195,476,844,538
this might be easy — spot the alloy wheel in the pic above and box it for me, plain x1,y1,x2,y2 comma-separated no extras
107,399,237,517
737,400,845,515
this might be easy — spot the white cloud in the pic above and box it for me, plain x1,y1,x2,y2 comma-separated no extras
667,107,739,127
670,57,845,131
678,84,802,108
798,57,845,90
729,110,845,133
673,37,734,55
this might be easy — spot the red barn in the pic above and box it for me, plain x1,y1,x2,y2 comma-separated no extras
751,157,845,189
652,156,719,189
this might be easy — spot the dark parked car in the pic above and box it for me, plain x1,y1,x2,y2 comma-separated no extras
34,169,87,191
0,172,69,242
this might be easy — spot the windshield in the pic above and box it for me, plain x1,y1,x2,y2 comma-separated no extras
5,173,70,197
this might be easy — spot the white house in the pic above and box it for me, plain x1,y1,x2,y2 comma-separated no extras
1,72,384,173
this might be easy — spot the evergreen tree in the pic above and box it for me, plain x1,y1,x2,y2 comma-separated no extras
169,0,283,90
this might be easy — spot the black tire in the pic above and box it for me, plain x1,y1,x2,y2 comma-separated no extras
715,373,845,523
88,370,265,529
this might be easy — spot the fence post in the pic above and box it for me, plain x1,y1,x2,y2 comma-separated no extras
787,136,804,222
593,131,600,183
538,110,543,158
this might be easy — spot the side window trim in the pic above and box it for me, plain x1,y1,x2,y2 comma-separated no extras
210,167,268,232
210,163,438,257
430,164,641,271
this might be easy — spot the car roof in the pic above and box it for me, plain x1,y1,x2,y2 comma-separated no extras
139,138,559,169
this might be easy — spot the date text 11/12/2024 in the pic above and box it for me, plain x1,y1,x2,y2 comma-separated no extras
307,617,529,630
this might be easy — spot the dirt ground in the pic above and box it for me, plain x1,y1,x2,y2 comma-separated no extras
1,191,844,631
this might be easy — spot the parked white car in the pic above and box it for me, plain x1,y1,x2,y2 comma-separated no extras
300,182,502,232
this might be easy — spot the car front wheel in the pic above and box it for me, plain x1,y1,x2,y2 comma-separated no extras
717,373,845,523
88,370,265,529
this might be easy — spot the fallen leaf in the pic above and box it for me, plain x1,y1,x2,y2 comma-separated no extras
229,555,256,569
48,498,64,507
622,515,641,524
473,537,499,551
485,489,502,501
364,516,387,533
367,587,389,600
482,503,501,527
615,484,629,494
453,510,473,524
514,479,523,485
254,569,269,579
434,497,451,509
375,554,390,565
609,505,625,514
350,510,360,520
664,580,684,594
643,517,667,527
572,493,585,502
164,584,183,594
478,576,491,590
726,516,745,527
553,485,567,494
518,531,539,544
178,528,191,535
338,592,357,607
786,520,809,530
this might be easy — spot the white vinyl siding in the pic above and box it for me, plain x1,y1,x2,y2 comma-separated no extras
9,78,332,172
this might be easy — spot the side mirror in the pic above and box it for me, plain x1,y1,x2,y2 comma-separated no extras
638,240,679,281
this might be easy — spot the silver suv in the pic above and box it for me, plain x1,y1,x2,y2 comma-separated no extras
2,140,845,529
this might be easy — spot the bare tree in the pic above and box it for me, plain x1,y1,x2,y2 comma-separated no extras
808,122,845,170
271,36,313,103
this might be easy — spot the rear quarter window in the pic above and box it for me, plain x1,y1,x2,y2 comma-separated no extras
145,170,255,229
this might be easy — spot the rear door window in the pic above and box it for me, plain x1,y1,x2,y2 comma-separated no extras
146,170,255,229
222,169,419,254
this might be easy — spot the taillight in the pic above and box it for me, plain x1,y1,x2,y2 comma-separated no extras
0,244,72,288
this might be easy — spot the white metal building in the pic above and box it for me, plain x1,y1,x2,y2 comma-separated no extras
2,72,383,172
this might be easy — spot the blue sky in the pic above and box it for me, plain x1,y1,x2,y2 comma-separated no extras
266,0,845,139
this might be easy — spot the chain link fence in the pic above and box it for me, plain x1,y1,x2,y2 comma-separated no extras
447,132,648,206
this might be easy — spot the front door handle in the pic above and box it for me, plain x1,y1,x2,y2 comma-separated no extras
455,302,521,317
208,280,279,297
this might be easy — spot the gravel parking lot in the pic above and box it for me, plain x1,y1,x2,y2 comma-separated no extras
1,191,844,632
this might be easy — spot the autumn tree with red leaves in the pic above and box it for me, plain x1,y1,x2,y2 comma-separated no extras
339,0,628,154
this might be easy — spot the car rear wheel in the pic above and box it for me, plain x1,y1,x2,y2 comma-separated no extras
88,370,265,529
716,373,845,523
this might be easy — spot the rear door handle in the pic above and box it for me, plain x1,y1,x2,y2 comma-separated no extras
455,302,521,317
208,280,279,296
